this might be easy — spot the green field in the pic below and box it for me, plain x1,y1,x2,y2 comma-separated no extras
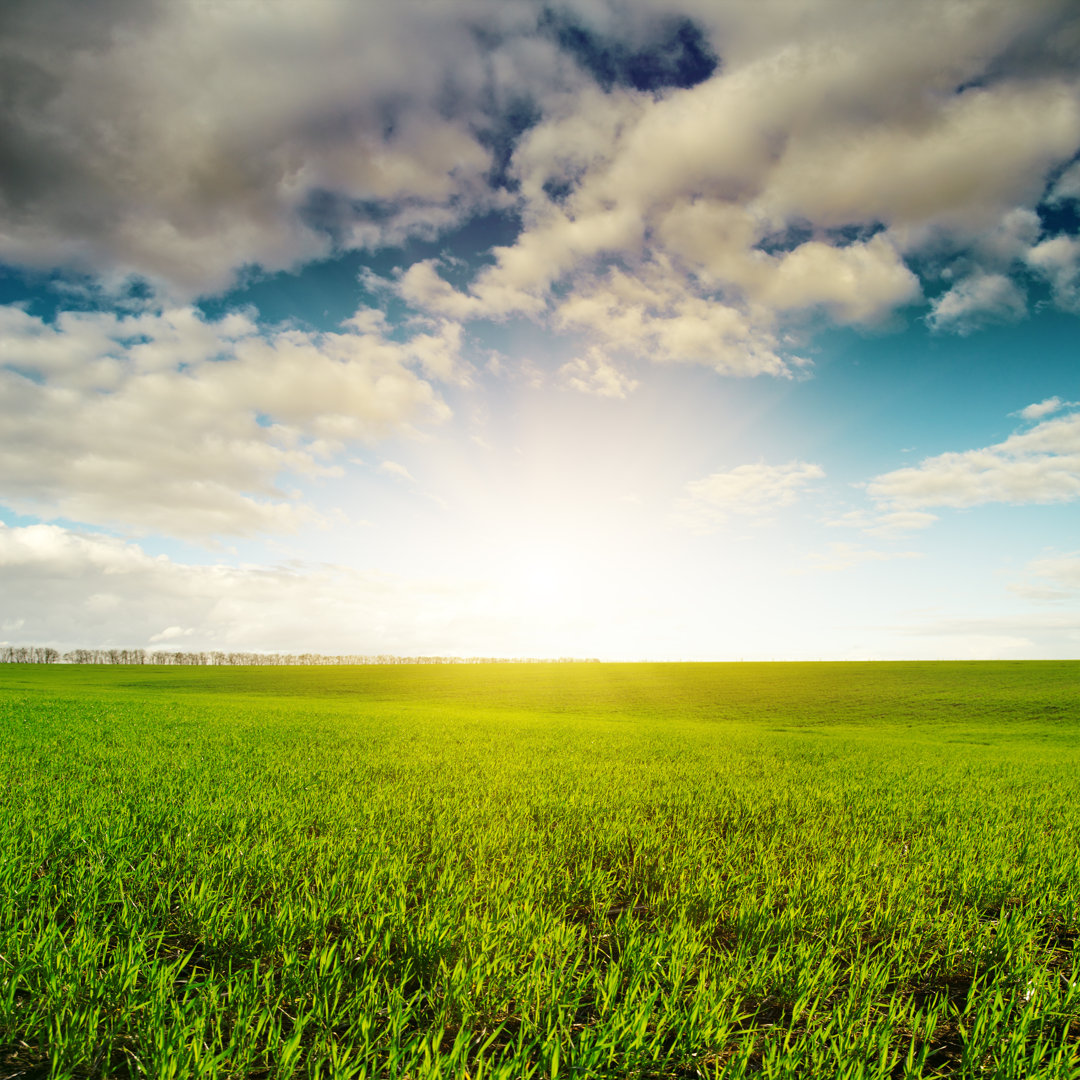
1,661,1078,1079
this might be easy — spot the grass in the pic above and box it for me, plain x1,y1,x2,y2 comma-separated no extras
0,660,1078,1078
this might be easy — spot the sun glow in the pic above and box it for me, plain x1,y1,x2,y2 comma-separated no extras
498,540,583,611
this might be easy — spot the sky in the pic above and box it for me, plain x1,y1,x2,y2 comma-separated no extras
1,0,1079,661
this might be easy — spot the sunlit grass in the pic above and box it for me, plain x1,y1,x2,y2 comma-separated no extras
1,662,1078,1077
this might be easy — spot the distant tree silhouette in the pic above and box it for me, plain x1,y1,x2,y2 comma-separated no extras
0,647,599,666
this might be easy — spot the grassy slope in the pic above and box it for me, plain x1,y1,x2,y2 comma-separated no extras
1,662,1078,1078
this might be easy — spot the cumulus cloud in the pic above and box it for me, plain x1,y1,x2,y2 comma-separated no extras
552,262,796,376
384,0,1080,371
676,460,824,531
557,348,638,398
0,0,587,297
926,273,1027,333
1,0,1072,354
867,405,1080,509
0,304,452,537
1026,234,1080,311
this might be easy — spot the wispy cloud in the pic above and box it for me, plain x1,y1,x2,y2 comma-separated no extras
1009,551,1080,601
379,461,417,483
899,612,1080,658
676,461,824,531
867,406,1080,510
825,509,939,537
557,348,638,398
798,542,923,574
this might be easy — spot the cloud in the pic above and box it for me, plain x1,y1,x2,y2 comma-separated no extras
926,272,1027,333
676,460,824,531
1026,552,1080,590
0,0,581,297
799,542,922,573
1048,159,1080,203
0,522,493,654
1009,551,1080,600
0,304,452,538
1026,234,1080,311
2,0,1078,348
149,625,196,643
557,347,638,398
826,509,939,536
1018,396,1075,421
552,261,795,377
867,406,1080,510
0,521,654,658
900,611,1080,658
391,1,1079,369
379,460,416,483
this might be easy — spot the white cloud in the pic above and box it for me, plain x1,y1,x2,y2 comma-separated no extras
1009,551,1080,600
867,407,1080,509
552,262,795,377
379,460,416,483
1048,160,1080,203
926,272,1027,333
799,542,922,573
1026,234,1080,311
149,626,196,643
826,509,939,536
901,612,1080,658
975,207,1043,264
0,522,494,654
756,236,921,324
676,460,824,531
0,304,452,538
387,1,1079,369
557,348,638,398
758,80,1080,234
1018,397,1074,421
0,0,1076,364
1026,552,1080,590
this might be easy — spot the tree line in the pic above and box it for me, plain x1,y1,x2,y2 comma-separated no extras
0,646,597,665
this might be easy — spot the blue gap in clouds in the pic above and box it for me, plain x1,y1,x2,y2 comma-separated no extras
754,221,887,256
1037,197,1080,240
1034,150,1080,236
794,306,1080,483
476,97,543,193
0,208,522,334
198,209,522,333
754,221,814,256
542,11,718,93
0,267,155,322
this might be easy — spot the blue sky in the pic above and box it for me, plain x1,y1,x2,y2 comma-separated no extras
1,0,1078,659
